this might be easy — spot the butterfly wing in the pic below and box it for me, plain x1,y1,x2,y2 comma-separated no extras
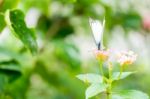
89,18,105,50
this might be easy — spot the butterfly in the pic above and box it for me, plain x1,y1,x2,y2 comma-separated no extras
89,18,105,50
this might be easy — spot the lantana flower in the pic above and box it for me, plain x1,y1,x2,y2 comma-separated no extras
117,51,137,66
94,49,109,62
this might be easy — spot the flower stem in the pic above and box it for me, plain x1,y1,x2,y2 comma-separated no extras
107,64,112,99
107,90,111,99
99,62,104,76
99,61,106,83
118,66,123,80
106,79,112,99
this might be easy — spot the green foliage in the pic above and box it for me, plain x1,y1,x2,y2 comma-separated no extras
22,0,50,15
54,40,80,70
5,9,37,55
116,12,142,30
0,0,149,99
0,47,22,83
76,73,103,84
86,83,107,99
112,90,149,99
123,12,142,30
0,0,20,12
0,14,5,32
112,72,134,81
0,59,22,81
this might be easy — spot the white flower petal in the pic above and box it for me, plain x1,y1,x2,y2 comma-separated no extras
117,51,137,66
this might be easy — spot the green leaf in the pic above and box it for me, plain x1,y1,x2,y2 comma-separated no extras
76,73,103,84
5,9,37,55
86,83,107,99
112,90,149,99
54,41,80,70
0,59,22,82
112,72,134,81
0,13,6,32
123,12,142,30
0,0,20,12
22,0,50,15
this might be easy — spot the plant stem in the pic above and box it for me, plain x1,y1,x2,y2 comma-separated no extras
98,61,112,99
99,62,104,76
107,91,111,99
107,64,112,99
106,79,112,99
99,61,106,83
118,66,123,80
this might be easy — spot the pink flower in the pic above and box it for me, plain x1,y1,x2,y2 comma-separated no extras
94,49,109,61
117,51,137,66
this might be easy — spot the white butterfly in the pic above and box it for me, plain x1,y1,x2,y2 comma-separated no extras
89,18,105,50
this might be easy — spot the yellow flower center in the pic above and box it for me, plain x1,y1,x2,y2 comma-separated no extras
94,50,109,62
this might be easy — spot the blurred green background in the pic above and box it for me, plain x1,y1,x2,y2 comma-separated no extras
0,0,150,99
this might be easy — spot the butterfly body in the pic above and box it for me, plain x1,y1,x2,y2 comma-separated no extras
98,43,101,50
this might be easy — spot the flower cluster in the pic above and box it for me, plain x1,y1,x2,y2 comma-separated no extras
94,50,137,66
94,49,109,61
117,51,137,66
